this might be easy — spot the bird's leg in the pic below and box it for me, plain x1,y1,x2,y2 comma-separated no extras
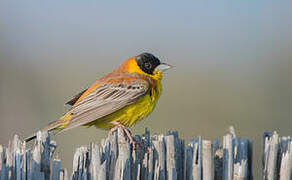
108,125,119,135
109,121,136,145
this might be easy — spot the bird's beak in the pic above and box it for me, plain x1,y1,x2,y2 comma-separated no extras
156,62,173,72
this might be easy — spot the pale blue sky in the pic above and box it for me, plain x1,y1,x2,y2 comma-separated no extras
1,0,292,66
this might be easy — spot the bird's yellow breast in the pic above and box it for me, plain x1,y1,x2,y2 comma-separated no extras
90,72,162,130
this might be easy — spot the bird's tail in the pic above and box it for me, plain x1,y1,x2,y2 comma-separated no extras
24,113,72,142
24,121,61,142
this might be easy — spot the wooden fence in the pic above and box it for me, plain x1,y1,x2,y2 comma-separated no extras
0,127,291,180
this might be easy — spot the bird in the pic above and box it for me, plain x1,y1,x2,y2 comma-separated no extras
25,53,172,143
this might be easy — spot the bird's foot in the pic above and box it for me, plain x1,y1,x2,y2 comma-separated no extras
109,121,137,148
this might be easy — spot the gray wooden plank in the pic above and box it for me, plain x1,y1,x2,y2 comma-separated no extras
223,133,233,180
113,129,131,180
52,159,61,180
71,146,88,180
60,168,68,180
165,134,177,180
214,139,223,180
152,134,166,180
0,128,291,180
234,138,250,180
98,161,106,180
147,146,154,180
263,132,279,180
202,140,214,180
279,137,291,180
89,143,100,180
26,150,31,180
193,137,202,180
0,145,7,180
184,144,193,180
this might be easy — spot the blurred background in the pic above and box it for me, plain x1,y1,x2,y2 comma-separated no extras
0,0,291,178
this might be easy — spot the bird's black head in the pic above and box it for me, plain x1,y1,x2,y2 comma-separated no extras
136,53,161,75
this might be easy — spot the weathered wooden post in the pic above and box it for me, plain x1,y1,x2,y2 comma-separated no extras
263,132,291,180
0,127,290,180
69,127,253,180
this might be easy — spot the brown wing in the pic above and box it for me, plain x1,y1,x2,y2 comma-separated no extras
65,88,88,106
59,73,151,132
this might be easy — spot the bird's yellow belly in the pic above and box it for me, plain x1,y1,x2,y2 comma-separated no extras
87,88,161,130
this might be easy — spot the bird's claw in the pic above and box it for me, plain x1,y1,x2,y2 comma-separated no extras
109,121,139,149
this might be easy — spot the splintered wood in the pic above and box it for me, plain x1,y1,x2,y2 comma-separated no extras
0,128,290,180
263,132,291,180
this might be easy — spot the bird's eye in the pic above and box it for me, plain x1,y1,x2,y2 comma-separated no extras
144,62,152,69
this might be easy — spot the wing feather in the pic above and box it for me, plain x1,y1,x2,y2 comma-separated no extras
65,88,88,106
60,73,151,131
